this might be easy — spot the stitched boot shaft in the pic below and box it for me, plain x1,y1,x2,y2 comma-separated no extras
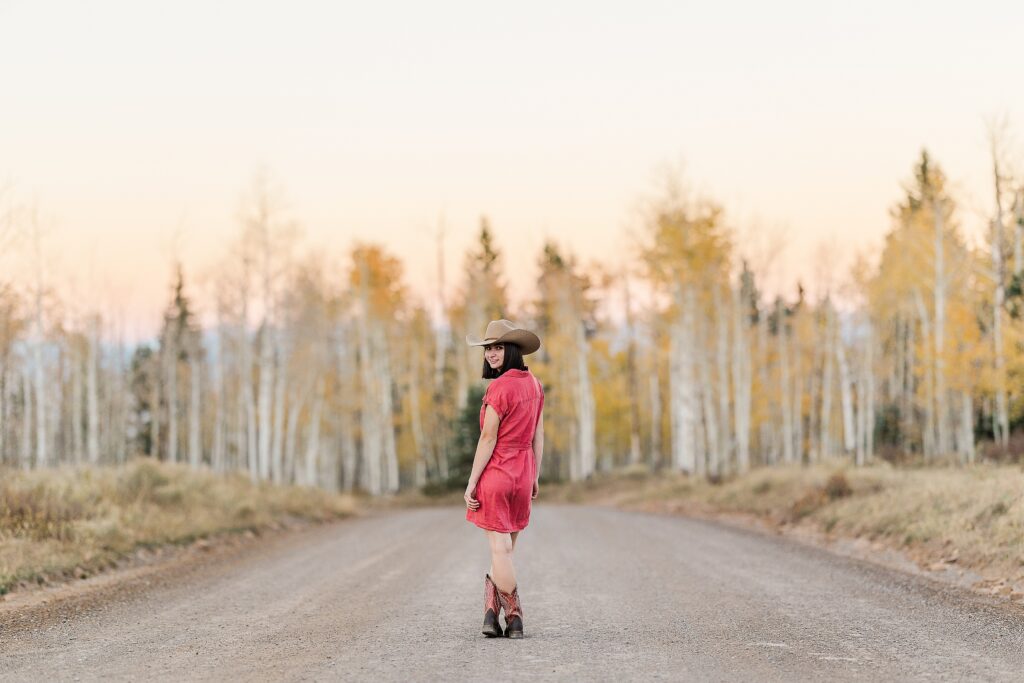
497,585,524,639
482,574,503,637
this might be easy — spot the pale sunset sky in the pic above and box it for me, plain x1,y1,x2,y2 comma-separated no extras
2,0,1023,338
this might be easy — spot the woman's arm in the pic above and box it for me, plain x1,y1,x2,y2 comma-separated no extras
465,404,500,510
531,410,544,482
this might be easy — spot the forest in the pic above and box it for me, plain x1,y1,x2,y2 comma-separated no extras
1,144,1023,495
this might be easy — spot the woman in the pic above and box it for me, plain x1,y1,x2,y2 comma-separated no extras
464,319,544,639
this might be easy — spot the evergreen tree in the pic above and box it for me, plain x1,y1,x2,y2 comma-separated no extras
434,385,484,493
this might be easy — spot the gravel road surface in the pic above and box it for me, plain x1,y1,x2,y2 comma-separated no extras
2,504,1023,681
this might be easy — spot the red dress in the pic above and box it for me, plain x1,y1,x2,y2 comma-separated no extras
466,369,545,533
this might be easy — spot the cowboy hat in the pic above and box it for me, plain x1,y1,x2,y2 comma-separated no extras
466,319,541,355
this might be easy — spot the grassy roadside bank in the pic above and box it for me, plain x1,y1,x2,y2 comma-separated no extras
0,458,357,595
543,462,1024,599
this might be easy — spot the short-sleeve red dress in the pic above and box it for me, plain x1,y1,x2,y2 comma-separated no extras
466,368,545,533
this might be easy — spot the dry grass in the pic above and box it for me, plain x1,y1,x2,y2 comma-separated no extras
0,457,356,595
549,461,1024,578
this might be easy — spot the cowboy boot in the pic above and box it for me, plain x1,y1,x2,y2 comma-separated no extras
482,574,503,637
497,584,523,639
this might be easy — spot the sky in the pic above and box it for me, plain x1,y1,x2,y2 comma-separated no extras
2,0,1023,338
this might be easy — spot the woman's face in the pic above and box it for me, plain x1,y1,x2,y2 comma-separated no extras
483,343,505,370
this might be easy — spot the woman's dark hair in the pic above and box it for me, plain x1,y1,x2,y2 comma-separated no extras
482,342,528,379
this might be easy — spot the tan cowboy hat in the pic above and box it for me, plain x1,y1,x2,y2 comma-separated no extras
466,319,541,355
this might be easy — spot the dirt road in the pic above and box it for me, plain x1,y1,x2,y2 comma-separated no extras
2,504,1023,681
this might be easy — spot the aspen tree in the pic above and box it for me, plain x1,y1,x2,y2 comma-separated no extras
28,207,48,467
638,176,731,477
863,152,970,459
531,242,598,480
623,270,643,466
989,129,1010,448
713,284,731,473
1013,190,1023,277
69,326,84,464
19,365,31,469
336,318,359,492
270,328,287,483
731,263,756,472
450,218,508,411
819,300,836,460
86,315,101,465
350,244,405,494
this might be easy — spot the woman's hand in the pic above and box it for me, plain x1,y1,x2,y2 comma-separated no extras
532,479,539,500
465,482,480,510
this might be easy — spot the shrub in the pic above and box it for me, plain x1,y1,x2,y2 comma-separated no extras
824,472,852,500
0,486,83,541
116,459,170,502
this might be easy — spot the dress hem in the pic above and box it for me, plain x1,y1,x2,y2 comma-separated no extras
467,518,528,533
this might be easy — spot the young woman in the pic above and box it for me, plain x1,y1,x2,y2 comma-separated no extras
464,319,544,639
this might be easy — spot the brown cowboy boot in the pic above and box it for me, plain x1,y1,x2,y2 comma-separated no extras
497,584,524,639
482,574,503,637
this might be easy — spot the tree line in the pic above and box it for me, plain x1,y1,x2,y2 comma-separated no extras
1,145,1023,493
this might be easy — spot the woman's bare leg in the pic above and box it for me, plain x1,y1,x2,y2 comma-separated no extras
485,530,517,594
489,531,521,578
485,531,523,587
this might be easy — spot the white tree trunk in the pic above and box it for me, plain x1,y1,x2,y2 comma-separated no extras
257,324,274,480
0,364,7,462
304,379,324,487
71,339,84,465
87,318,101,465
623,275,643,467
454,345,468,413
854,320,875,466
819,304,835,459
914,290,936,459
866,323,875,462
376,325,399,494
901,315,915,452
340,426,357,491
151,350,161,459
731,284,752,473
933,198,951,457
31,342,46,468
991,148,1009,447
1014,190,1023,277
271,332,287,484
113,336,130,464
778,301,794,463
409,347,428,487
792,323,804,463
188,351,202,468
336,321,359,492
211,325,225,472
20,365,32,469
457,293,483,412
697,310,718,478
574,319,597,480
165,328,179,464
29,217,48,468
670,284,697,474
357,276,382,495
957,391,975,463
837,335,855,455
284,384,306,485
757,309,777,464
241,320,258,481
714,286,731,474
649,365,662,469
